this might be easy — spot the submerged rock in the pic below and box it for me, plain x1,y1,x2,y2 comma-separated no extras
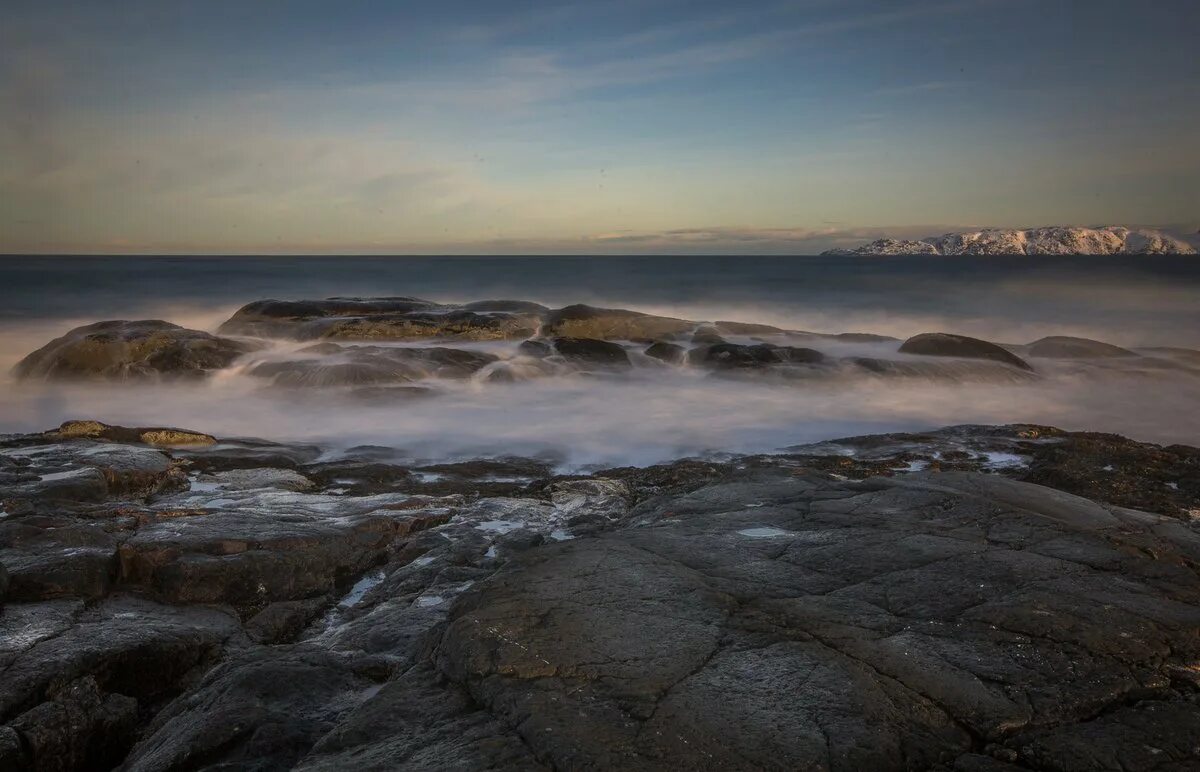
550,337,632,368
13,321,255,381
1025,335,1139,359
899,332,1034,371
689,342,826,370
644,341,687,365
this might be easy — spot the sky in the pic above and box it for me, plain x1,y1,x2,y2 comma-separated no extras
1,0,1198,254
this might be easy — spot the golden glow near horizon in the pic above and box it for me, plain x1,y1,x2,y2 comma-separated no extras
2,0,1198,254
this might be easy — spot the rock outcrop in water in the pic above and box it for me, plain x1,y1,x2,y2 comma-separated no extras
2,421,1199,770
12,321,256,381
822,226,1197,255
13,301,1200,391
219,297,545,341
899,332,1034,371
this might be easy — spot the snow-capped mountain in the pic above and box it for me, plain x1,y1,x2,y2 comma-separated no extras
823,226,1196,256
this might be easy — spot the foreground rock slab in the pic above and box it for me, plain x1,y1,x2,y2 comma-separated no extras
2,422,1199,771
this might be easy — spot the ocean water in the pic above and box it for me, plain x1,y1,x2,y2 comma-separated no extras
2,255,1199,467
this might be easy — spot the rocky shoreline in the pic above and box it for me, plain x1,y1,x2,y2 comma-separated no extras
2,419,1199,770
9,300,1200,400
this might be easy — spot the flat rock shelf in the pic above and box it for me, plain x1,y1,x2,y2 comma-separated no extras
1,421,1198,770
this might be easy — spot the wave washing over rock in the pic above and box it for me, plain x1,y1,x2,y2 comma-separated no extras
1,418,1199,770
3,297,1200,769
5,297,1200,466
822,226,1197,255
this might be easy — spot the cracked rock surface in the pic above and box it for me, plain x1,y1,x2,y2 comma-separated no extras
1,422,1198,770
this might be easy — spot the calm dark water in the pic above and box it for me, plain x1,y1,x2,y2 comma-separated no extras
2,255,1199,346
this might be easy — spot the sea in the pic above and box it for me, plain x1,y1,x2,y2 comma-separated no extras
2,255,1198,468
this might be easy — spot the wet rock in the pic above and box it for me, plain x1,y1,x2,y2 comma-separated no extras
542,304,694,341
48,420,217,447
311,309,542,341
13,320,255,381
712,320,788,335
245,598,330,645
172,439,324,472
219,298,541,342
0,522,116,601
217,297,443,337
845,356,1038,383
251,345,496,388
690,325,727,346
689,342,826,370
550,337,632,367
1020,431,1200,520
644,341,686,365
119,490,451,610
208,467,315,491
461,299,550,315
0,596,239,725
297,665,544,771
7,676,138,772
0,441,185,504
121,647,391,772
516,339,553,358
900,332,1034,371
434,470,1200,771
302,460,413,495
1025,335,1139,359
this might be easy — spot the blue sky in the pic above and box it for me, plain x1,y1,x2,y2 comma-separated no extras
2,0,1197,253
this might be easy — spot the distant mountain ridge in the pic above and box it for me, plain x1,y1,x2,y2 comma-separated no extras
822,226,1196,255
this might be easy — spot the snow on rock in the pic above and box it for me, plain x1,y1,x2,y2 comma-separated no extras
823,226,1196,255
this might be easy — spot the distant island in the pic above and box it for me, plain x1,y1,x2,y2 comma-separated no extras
821,226,1196,255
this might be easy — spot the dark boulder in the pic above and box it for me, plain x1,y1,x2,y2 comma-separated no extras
121,647,392,772
542,304,694,341
644,341,687,365
517,339,553,358
551,338,631,368
1026,335,1139,359
173,439,324,472
690,342,826,370
13,321,255,381
690,326,727,346
899,332,1034,371
6,676,138,772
